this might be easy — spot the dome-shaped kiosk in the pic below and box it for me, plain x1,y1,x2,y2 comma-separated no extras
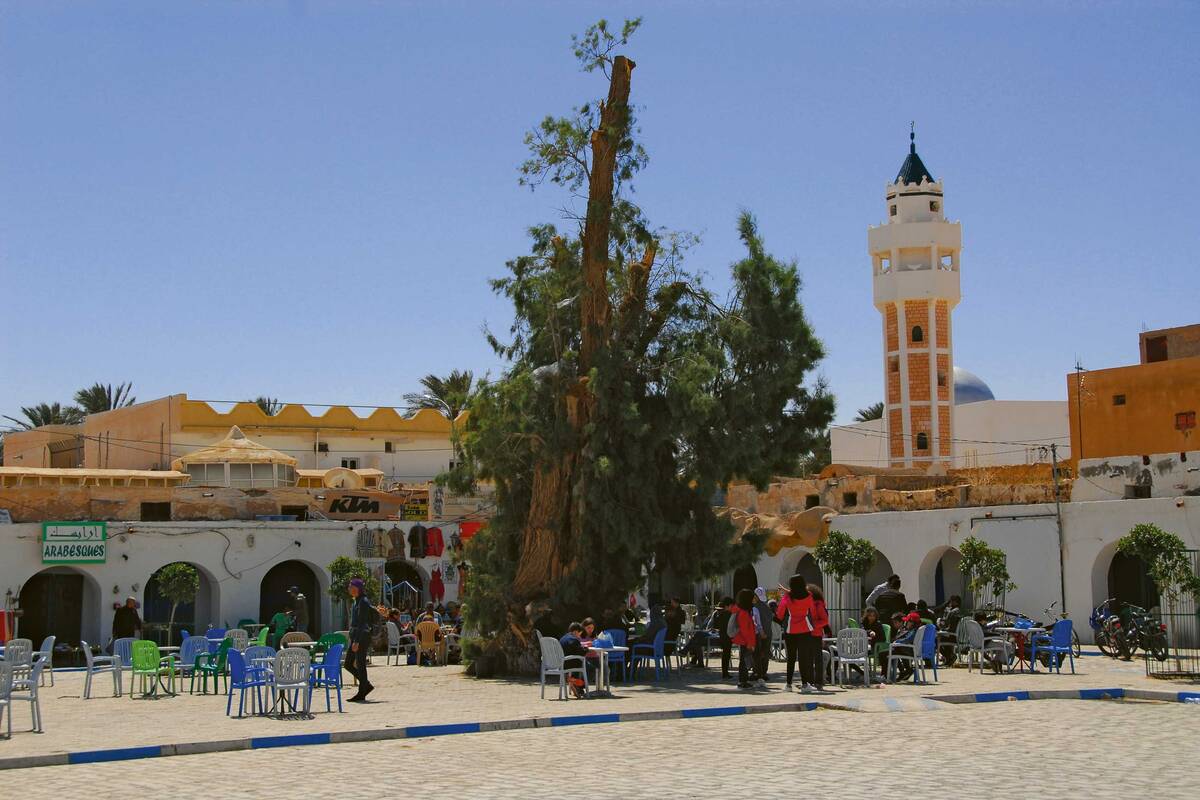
172,426,298,488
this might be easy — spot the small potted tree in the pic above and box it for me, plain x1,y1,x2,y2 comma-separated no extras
155,562,199,646
957,536,1016,611
1117,523,1200,669
814,530,877,632
328,556,380,629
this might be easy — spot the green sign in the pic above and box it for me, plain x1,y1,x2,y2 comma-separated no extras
41,521,108,564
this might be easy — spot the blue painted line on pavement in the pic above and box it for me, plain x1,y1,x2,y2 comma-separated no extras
1178,691,1200,702
550,713,621,727
1079,688,1124,700
974,690,1031,703
405,722,482,738
882,697,903,712
68,745,163,764
251,733,332,749
680,706,746,719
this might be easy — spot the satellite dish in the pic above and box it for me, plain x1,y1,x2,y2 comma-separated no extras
323,467,364,490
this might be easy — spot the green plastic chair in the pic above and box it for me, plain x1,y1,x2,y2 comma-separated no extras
236,618,257,630
253,627,269,646
129,639,175,698
191,637,232,695
874,623,892,662
848,617,860,628
311,632,348,662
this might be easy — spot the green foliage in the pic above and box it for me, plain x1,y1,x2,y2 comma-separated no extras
854,402,884,422
796,429,832,476
404,370,477,419
156,562,200,605
450,19,834,636
814,531,876,580
74,382,136,414
958,536,1016,601
3,402,85,430
251,397,281,416
1118,523,1200,602
155,562,199,647
327,556,380,601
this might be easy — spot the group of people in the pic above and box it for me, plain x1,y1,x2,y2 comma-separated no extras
859,574,964,678
383,601,463,634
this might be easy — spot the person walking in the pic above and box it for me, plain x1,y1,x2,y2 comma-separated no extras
775,575,818,692
345,578,376,702
753,587,773,687
111,596,142,650
806,583,831,690
731,589,758,689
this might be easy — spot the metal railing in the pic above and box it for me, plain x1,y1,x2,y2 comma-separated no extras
1145,549,1200,679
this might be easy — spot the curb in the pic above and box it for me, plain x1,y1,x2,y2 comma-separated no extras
929,687,1200,704
0,701,825,771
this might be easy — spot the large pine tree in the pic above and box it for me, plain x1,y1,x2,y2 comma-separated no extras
449,20,834,669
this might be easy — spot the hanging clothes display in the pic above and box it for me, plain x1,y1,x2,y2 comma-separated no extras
441,560,457,584
449,530,463,552
429,565,445,602
387,526,405,560
457,563,469,596
425,526,444,557
408,523,427,559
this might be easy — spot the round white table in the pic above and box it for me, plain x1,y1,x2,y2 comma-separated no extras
586,645,629,696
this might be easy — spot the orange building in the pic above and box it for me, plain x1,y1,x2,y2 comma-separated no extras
1068,326,1200,460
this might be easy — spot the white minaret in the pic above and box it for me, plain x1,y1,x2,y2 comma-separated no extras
867,129,962,468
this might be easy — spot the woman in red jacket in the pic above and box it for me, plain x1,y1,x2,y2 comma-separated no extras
731,589,758,689
775,574,819,692
806,583,831,690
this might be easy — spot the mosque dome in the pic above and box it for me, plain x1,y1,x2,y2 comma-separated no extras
953,367,995,405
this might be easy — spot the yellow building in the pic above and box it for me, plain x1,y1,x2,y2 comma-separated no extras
3,394,461,484
1068,327,1200,460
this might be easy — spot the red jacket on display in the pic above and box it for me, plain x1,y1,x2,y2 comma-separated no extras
425,527,444,557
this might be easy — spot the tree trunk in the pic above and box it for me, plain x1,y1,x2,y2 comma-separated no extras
510,55,636,612
167,601,177,646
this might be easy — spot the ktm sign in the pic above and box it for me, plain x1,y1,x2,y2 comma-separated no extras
328,495,380,515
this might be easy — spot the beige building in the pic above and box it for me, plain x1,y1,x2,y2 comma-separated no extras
3,394,460,484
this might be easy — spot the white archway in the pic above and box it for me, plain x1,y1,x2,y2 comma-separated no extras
143,561,221,643
919,546,965,608
17,566,103,649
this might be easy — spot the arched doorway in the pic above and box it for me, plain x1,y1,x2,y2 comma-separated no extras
920,547,967,608
143,562,217,644
18,567,102,648
260,560,320,634
862,551,895,604
793,553,823,590
385,560,424,610
1108,552,1160,611
732,564,758,597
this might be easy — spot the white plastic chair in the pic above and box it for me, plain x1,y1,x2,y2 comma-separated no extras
269,648,311,716
538,636,587,700
834,628,872,687
887,625,927,683
2,639,32,672
280,631,312,648
9,659,45,732
81,640,121,698
34,635,56,686
227,629,249,651
385,621,418,666
0,663,13,739
962,620,1011,673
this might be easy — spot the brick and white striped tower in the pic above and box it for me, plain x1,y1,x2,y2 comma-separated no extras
868,131,961,468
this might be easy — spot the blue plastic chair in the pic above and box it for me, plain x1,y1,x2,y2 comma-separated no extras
1031,619,1075,674
177,635,210,677
917,623,939,683
180,629,190,641
600,629,629,681
631,628,670,681
206,628,228,654
112,637,135,668
310,643,345,712
225,649,268,717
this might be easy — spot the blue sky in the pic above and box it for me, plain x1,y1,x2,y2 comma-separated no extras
2,1,1197,426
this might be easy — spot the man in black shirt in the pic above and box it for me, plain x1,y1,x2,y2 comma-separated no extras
873,576,908,622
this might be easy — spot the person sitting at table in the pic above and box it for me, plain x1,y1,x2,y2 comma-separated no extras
664,597,686,655
444,603,463,632
915,599,934,623
268,606,294,648
580,617,600,643
888,611,923,680
559,622,593,697
860,606,888,670
417,602,439,624
629,605,666,649
434,602,446,617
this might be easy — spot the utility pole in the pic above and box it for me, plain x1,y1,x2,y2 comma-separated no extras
1050,443,1067,613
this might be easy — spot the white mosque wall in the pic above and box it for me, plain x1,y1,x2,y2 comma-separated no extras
830,400,1070,469
747,495,1200,643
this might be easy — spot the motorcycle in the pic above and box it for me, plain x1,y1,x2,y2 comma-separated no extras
1128,605,1169,662
1089,599,1117,657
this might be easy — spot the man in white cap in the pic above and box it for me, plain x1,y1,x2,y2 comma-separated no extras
753,587,774,687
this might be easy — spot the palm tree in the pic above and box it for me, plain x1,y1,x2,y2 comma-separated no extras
2,402,86,430
404,370,475,419
251,397,282,416
74,382,136,414
854,402,885,422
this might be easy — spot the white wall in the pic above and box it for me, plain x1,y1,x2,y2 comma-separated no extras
1072,450,1200,502
830,400,1070,468
0,520,463,646
747,496,1200,643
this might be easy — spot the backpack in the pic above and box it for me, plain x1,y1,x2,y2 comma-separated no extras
726,609,741,639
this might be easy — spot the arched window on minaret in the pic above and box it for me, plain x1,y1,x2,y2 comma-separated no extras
916,432,929,451
912,325,924,343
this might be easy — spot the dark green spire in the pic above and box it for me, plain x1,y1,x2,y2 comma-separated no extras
895,126,935,185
